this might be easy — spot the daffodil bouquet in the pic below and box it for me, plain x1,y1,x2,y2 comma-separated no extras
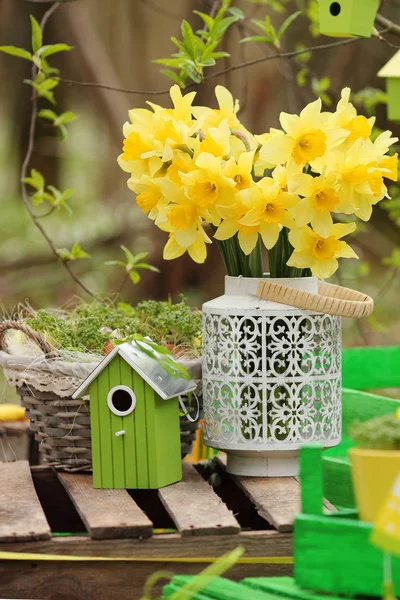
118,85,398,280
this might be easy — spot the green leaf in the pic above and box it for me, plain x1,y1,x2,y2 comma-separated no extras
58,123,68,141
23,168,44,191
0,46,32,60
193,10,214,30
227,7,244,19
277,10,301,40
104,260,126,267
56,248,72,261
38,109,57,122
153,57,184,68
181,20,197,60
120,245,137,266
70,242,90,260
30,15,43,53
210,51,230,58
241,35,273,43
160,69,183,85
37,43,73,58
55,111,79,125
134,263,161,273
129,270,141,285
296,67,309,87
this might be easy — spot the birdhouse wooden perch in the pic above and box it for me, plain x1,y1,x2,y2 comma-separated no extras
378,50,400,122
73,341,197,490
319,0,379,38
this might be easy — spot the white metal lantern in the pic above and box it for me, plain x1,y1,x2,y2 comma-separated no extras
202,276,342,477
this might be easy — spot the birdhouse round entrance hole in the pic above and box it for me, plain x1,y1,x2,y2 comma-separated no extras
107,385,136,416
330,2,341,16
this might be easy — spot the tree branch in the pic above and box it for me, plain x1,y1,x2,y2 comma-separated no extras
21,2,96,298
55,36,367,97
376,12,400,37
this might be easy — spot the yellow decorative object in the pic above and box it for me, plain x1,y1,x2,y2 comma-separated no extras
0,404,27,422
371,474,400,555
186,419,220,463
349,448,400,522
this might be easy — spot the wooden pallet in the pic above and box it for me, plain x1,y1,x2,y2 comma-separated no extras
0,458,311,600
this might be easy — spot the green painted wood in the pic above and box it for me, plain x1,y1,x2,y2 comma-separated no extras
387,79,400,123
133,370,149,488
97,367,114,488
300,446,323,516
342,388,400,436
109,356,125,488
342,345,400,390
121,358,137,488
319,0,379,38
144,384,158,488
163,576,278,600
89,377,102,488
323,455,355,509
242,577,347,600
294,514,400,597
154,394,182,488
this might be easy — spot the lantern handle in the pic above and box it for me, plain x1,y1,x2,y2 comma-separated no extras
256,280,374,319
178,392,200,423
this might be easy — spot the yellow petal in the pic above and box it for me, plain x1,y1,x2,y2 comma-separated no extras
287,249,313,269
310,257,339,280
215,85,234,114
188,236,207,263
259,135,293,167
214,220,239,241
336,241,359,259
163,236,186,260
238,229,259,255
259,222,280,249
311,211,334,238
331,222,356,239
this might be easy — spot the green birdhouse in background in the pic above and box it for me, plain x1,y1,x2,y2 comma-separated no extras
378,51,400,123
73,340,196,490
319,0,379,38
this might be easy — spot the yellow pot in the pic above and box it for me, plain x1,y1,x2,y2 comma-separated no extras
349,448,400,522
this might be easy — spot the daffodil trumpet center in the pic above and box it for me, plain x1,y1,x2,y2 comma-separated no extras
312,235,342,260
292,130,327,165
311,189,338,212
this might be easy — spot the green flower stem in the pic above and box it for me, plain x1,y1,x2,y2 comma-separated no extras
249,235,264,278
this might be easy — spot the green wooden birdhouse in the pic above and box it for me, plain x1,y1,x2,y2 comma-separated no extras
73,340,197,490
378,51,400,122
319,0,379,38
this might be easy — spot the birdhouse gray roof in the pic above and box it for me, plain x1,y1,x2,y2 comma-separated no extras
72,341,197,401
378,50,400,78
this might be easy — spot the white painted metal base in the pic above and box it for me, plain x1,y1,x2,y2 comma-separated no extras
225,450,299,477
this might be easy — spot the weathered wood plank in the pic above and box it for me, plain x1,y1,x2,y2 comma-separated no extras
57,472,153,540
0,528,292,558
0,460,51,542
158,462,240,536
234,476,300,532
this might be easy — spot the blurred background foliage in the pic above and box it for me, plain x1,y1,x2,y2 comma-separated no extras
0,0,400,363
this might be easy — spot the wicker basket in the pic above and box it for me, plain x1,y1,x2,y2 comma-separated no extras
0,320,202,472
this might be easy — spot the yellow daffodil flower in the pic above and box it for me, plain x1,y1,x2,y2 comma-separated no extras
214,199,260,255
180,152,236,225
163,227,211,264
238,178,298,250
192,85,241,131
223,150,255,191
379,153,399,182
290,173,341,236
330,88,375,145
127,175,170,220
288,222,358,279
253,129,284,177
323,140,389,221
194,118,232,158
259,98,348,168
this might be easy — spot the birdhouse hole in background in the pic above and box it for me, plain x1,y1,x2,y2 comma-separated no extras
319,0,380,38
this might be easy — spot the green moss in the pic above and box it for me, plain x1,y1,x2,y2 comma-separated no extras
25,299,202,356
351,413,400,450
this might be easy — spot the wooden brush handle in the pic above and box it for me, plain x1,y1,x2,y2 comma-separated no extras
256,280,374,319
